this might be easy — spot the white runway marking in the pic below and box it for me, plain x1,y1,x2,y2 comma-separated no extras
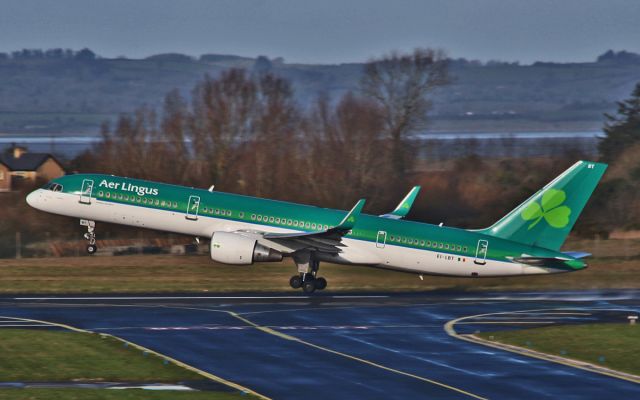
13,295,389,301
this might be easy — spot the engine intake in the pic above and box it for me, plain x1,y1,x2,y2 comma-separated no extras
210,231,283,265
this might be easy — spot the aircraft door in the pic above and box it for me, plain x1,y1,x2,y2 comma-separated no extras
376,231,387,249
186,195,200,221
474,239,488,265
79,179,94,204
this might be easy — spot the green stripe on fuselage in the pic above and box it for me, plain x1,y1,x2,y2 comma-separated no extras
51,173,578,269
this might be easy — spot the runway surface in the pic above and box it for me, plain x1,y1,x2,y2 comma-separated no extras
0,290,638,399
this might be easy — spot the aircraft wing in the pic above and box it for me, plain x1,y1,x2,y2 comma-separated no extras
255,199,366,253
380,186,420,219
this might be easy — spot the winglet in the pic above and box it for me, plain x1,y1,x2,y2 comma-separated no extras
336,199,366,230
380,186,421,219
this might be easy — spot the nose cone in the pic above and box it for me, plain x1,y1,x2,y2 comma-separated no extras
26,190,40,209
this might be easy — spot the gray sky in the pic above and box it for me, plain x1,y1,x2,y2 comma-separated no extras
1,0,639,64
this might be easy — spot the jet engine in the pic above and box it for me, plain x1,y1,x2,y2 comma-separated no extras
210,231,283,265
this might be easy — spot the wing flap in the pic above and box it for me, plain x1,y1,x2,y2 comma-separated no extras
261,199,366,253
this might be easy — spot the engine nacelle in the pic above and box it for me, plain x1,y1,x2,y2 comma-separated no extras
210,231,283,265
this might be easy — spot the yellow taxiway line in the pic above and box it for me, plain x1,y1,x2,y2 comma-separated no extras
229,311,489,400
444,308,640,385
0,315,272,400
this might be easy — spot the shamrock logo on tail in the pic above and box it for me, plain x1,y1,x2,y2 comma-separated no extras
521,188,571,229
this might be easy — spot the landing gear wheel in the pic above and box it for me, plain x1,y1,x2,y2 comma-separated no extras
289,275,302,289
302,279,316,294
81,220,97,255
315,277,327,290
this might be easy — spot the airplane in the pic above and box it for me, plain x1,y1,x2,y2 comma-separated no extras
26,160,606,293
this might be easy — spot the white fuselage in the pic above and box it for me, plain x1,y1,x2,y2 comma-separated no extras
27,189,556,277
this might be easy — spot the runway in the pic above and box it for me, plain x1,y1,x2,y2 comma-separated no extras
0,291,638,399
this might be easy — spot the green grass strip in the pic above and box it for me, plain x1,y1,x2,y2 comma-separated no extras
478,323,640,375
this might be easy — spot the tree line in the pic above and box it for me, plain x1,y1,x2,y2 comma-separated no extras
74,48,449,212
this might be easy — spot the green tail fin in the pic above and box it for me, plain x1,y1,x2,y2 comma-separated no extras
477,160,607,250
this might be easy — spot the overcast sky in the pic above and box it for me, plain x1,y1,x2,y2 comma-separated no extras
1,0,639,64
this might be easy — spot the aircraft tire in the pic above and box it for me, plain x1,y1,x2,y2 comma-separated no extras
315,277,327,290
302,280,316,294
87,244,97,255
289,275,302,289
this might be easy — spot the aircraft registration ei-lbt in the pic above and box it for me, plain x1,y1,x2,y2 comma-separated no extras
27,160,606,293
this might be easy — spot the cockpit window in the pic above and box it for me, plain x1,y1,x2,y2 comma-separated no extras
41,182,53,190
46,183,63,192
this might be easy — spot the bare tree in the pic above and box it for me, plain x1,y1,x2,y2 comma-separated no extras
360,48,449,183
302,92,391,209
246,73,300,198
189,69,257,188
159,89,191,184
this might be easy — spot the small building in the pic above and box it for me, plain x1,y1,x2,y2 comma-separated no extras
0,145,65,191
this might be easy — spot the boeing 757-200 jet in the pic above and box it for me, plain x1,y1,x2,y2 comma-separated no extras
27,161,606,293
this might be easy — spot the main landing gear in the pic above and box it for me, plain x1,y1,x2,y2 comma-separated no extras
289,252,327,294
81,219,97,254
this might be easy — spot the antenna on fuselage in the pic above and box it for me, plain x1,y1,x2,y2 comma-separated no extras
439,222,443,227
208,185,215,192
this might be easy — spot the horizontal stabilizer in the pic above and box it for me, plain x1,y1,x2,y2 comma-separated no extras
562,251,591,259
513,256,586,270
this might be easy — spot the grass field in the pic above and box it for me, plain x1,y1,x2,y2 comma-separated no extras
0,238,638,293
477,323,640,376
0,329,250,399
0,389,243,400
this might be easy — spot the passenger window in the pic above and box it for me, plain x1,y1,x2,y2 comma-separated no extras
445,244,449,249
269,217,274,223
305,222,310,228
106,192,111,198
287,219,292,225
257,215,262,221
293,221,298,226
154,199,159,205
239,212,244,218
251,214,256,220
312,223,316,229
420,240,425,246
439,243,443,248
227,210,232,216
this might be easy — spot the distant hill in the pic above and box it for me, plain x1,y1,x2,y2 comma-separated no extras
0,48,639,133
